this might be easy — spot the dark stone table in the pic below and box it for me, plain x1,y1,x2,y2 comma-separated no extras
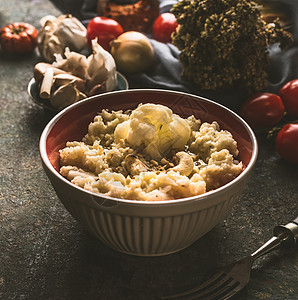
0,1,297,299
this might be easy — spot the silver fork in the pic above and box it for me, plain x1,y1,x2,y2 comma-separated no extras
162,216,298,300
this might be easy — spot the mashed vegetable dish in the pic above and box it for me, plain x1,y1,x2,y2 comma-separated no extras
59,103,243,201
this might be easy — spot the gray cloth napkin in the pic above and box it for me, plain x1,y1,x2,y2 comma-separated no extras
49,0,298,111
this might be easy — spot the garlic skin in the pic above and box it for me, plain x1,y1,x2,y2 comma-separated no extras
87,39,117,93
110,31,155,74
37,14,87,63
50,80,78,109
53,48,89,79
50,80,85,110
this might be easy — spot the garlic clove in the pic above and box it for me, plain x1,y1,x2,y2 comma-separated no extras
39,67,54,99
34,62,68,84
54,73,86,91
88,82,107,96
50,80,78,109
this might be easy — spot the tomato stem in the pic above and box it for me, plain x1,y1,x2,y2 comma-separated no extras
12,26,26,35
267,113,298,140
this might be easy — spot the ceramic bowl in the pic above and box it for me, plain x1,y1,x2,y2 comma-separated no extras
28,72,128,111
39,89,258,256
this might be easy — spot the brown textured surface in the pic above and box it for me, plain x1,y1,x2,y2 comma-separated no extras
0,1,297,299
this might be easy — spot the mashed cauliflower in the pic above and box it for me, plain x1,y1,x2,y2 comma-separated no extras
59,103,243,201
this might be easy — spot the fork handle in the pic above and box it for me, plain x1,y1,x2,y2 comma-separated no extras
273,216,298,245
292,216,298,225
251,217,298,261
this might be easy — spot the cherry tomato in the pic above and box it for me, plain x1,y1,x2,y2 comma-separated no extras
240,93,285,129
279,79,298,117
0,22,38,53
87,16,124,51
153,13,178,43
276,123,298,164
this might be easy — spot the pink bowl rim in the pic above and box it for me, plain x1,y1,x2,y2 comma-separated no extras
39,89,258,206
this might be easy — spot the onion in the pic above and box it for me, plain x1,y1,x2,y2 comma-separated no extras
110,31,155,74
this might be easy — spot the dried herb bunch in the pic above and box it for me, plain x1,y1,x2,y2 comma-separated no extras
171,0,293,92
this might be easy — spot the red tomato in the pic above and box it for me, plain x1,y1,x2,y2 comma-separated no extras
153,13,178,43
276,123,298,164
279,79,298,117
0,22,38,53
87,16,124,51
240,93,285,129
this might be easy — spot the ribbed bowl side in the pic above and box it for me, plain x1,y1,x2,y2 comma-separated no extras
58,190,242,256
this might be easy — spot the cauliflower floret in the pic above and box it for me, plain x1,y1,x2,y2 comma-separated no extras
187,115,201,132
80,170,206,201
158,115,191,155
79,171,127,194
59,141,94,168
123,170,206,201
59,140,108,174
60,165,97,188
114,120,130,143
190,121,239,162
106,146,127,167
156,170,206,199
83,109,129,145
99,171,126,185
114,103,191,160
199,149,243,191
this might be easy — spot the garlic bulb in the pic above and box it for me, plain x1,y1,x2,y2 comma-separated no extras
110,31,155,74
37,14,87,63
